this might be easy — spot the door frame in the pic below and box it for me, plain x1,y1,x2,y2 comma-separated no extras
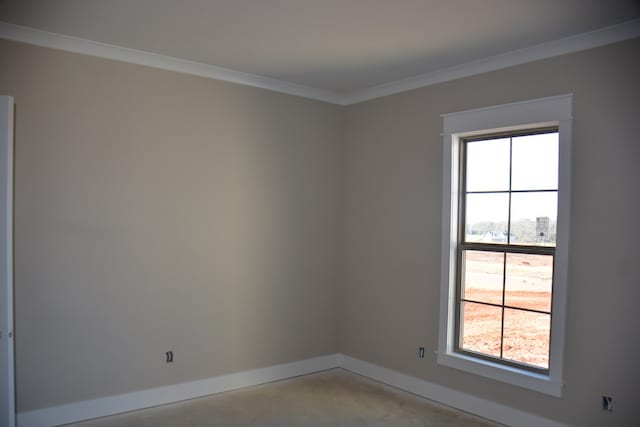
0,95,15,427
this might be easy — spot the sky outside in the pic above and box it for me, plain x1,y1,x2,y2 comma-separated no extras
465,132,559,225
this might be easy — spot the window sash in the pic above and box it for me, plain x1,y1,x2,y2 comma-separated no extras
454,247,554,374
454,129,558,374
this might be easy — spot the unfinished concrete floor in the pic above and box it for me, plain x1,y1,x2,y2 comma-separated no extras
70,369,500,427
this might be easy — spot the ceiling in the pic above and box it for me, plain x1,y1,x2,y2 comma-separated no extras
1,0,639,101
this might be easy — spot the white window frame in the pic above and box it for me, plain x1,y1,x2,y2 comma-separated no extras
437,95,572,397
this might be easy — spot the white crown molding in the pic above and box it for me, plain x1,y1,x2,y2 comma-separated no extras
17,354,340,427
0,21,345,105
343,18,640,105
1,19,639,106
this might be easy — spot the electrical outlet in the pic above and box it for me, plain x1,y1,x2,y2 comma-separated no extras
417,347,425,358
166,350,174,363
602,395,612,412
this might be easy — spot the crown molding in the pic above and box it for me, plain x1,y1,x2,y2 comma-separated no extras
343,18,640,105
0,21,345,105
1,19,639,106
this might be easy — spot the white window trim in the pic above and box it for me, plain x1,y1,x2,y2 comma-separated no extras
437,94,572,397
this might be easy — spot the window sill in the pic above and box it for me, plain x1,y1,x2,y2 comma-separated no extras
436,351,563,397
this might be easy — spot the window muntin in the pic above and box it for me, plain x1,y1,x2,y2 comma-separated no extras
456,129,558,372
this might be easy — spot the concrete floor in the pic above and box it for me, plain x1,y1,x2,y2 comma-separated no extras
69,369,500,427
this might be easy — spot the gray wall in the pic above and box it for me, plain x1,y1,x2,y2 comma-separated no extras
2,34,640,427
0,39,343,412
340,38,640,427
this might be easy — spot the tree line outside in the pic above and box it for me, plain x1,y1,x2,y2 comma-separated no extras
466,218,556,245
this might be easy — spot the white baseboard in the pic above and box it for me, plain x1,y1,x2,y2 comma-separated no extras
18,353,568,427
17,354,340,427
338,354,569,427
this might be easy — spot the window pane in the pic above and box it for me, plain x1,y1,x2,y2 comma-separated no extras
510,191,557,246
505,254,553,312
502,308,550,369
511,132,558,191
465,193,509,243
466,138,510,192
462,250,504,305
460,301,502,358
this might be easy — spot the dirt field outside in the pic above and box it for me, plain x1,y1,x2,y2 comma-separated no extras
460,250,552,369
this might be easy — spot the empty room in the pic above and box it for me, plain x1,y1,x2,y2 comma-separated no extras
1,1,639,426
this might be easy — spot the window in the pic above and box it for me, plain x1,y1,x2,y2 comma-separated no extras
458,129,557,372
438,95,572,396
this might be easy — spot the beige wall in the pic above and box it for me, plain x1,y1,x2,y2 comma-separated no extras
2,34,640,427
340,38,640,427
0,39,344,412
